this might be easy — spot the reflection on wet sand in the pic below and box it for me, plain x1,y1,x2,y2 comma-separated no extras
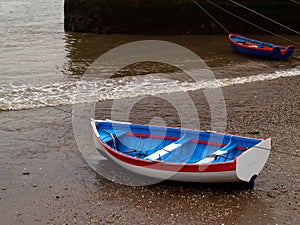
94,173,275,224
63,33,300,78
1,33,299,224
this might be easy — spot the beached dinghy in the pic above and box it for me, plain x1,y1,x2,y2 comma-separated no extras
229,33,294,60
91,119,271,184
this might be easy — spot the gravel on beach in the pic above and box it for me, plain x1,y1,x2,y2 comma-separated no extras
0,76,299,225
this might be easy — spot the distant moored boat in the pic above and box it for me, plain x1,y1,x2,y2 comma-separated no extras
229,33,295,60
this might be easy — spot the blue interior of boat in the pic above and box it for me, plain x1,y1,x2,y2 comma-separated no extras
96,121,261,164
231,35,275,48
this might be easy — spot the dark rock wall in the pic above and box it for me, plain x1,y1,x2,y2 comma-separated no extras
64,0,300,34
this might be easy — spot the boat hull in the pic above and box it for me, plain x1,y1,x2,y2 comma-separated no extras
93,135,239,182
91,119,271,183
229,34,294,60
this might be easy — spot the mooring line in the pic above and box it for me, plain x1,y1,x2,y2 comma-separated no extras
38,99,300,159
205,0,300,45
253,146,300,158
228,0,300,36
38,100,90,121
191,0,230,34
288,0,300,6
192,0,300,45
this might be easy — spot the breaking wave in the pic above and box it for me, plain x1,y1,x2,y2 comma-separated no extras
0,68,299,111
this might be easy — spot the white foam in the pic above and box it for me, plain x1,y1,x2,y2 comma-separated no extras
0,68,299,111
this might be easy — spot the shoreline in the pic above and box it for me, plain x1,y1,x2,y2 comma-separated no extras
1,75,299,224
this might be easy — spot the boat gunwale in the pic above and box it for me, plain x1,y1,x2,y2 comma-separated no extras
91,120,266,173
228,33,295,60
95,135,237,173
229,33,294,52
229,34,274,52
94,119,266,141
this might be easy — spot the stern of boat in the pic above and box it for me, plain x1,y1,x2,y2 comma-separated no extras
273,45,295,60
236,138,271,182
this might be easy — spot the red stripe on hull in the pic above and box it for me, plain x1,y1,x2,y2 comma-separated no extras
97,137,237,173
125,133,179,141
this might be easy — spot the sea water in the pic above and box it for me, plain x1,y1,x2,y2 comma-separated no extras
0,0,299,111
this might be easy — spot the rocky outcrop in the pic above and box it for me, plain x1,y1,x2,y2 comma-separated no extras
64,0,300,34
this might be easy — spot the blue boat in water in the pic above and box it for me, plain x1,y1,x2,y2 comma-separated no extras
229,34,295,60
91,119,271,185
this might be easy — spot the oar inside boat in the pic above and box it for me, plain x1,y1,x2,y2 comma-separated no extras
196,137,237,164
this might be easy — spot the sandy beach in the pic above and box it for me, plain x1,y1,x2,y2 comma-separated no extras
1,0,299,224
1,74,299,225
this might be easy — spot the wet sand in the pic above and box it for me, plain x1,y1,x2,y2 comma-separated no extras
0,75,299,225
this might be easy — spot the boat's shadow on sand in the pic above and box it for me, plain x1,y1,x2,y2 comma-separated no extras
158,180,254,191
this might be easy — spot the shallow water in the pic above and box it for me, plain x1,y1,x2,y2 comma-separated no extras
0,1,300,111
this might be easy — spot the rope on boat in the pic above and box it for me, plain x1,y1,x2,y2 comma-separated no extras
192,0,300,45
94,122,119,149
157,148,188,163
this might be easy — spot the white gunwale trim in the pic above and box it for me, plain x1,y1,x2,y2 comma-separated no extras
91,120,100,138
